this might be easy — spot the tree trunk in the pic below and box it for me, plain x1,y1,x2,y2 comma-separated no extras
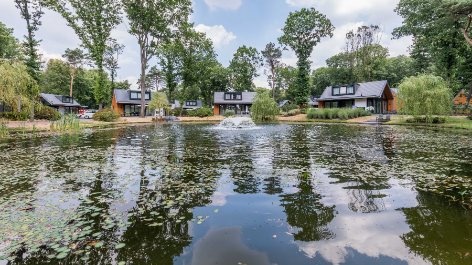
272,66,275,99
70,67,76,97
29,103,34,122
465,80,472,110
140,47,147,118
98,68,104,110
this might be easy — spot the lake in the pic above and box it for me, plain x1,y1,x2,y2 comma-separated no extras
0,123,471,264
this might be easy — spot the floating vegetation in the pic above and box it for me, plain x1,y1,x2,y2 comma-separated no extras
0,124,470,263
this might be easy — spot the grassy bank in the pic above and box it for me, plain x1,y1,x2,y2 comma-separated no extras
385,116,472,130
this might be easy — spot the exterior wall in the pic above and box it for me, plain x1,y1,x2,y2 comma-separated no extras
454,91,472,105
58,106,65,115
391,92,399,111
318,101,324,109
354,99,367,108
111,92,125,115
214,104,220,115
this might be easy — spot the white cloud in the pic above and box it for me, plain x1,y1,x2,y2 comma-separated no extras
194,24,236,48
283,0,412,68
37,46,63,65
204,0,242,10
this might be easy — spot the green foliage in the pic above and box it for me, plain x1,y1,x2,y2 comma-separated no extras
229,45,262,92
149,93,170,113
278,8,335,106
307,108,370,120
288,109,299,116
261,42,282,98
187,110,196,117
34,106,61,121
398,74,452,122
282,103,298,112
0,22,21,59
0,59,39,111
51,114,82,132
52,0,122,109
406,117,447,124
15,0,44,82
250,91,279,122
0,112,29,121
115,80,132,90
270,64,298,101
223,110,235,117
93,108,120,122
195,107,213,117
467,115,472,120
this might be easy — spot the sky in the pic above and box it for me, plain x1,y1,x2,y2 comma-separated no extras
0,0,412,90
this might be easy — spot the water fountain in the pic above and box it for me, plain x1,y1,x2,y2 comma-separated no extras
214,117,258,130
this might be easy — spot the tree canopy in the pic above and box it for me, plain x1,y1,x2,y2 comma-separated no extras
229,45,262,92
250,90,279,122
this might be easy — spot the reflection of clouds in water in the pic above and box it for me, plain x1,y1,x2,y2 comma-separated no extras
190,226,274,265
292,212,428,265
210,185,234,206
292,178,425,265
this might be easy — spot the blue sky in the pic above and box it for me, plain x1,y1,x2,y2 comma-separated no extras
0,0,412,89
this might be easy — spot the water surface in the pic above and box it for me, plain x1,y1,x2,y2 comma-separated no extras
0,123,471,265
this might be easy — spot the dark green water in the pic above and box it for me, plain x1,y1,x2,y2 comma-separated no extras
0,123,472,265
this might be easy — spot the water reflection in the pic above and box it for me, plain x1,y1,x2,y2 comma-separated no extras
0,124,471,265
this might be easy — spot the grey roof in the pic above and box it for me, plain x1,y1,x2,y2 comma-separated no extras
114,89,168,105
278,100,291,108
318,80,389,101
40,93,82,107
308,98,319,106
174,100,203,109
390,88,398,95
214,92,257,104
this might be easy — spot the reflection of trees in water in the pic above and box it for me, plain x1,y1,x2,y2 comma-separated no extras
280,177,337,242
400,191,472,265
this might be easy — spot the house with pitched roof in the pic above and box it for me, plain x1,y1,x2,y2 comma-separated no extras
213,92,257,115
317,80,395,114
112,89,177,116
39,93,83,114
454,90,472,106
172,100,203,111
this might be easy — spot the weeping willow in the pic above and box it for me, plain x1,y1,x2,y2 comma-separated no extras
398,74,452,123
0,59,39,112
250,91,279,122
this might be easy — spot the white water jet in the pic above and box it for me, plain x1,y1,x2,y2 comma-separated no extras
214,117,259,130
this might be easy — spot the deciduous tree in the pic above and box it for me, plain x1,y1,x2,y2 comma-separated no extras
229,45,262,92
123,0,192,118
52,0,122,110
62,48,90,97
261,42,282,99
0,22,21,59
278,8,334,107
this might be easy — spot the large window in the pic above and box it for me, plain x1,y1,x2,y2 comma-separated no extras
124,104,152,116
219,104,251,115
186,101,197,106
62,96,73,103
224,92,242,100
332,85,355,96
367,99,383,114
324,100,355,109
130,91,151,100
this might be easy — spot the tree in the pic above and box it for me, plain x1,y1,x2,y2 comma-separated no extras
0,59,39,113
269,64,298,101
250,90,279,122
311,67,332,96
115,80,132,90
148,92,170,116
62,48,90,97
146,66,165,91
398,74,452,122
103,40,124,92
0,22,21,59
278,8,335,107
52,0,122,110
201,64,230,107
123,0,192,118
15,0,43,83
381,55,415,87
229,45,262,92
261,42,282,99
345,25,389,83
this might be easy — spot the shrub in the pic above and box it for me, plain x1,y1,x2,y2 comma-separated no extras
187,110,196,117
288,109,299,116
282,103,298,112
398,74,452,123
34,106,61,121
280,111,288,116
195,107,213,117
250,91,279,122
223,110,235,117
406,116,446,124
338,109,349,120
0,111,29,121
331,108,340,119
93,108,120,122
301,107,311,114
468,115,472,120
